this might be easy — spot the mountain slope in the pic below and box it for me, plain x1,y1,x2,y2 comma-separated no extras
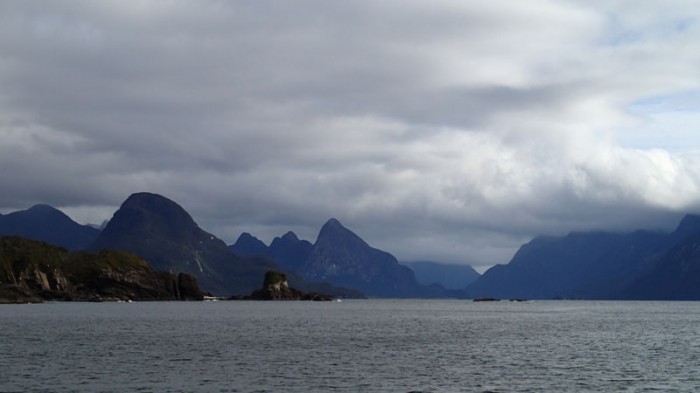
618,232,700,300
466,214,700,299
299,219,437,297
229,231,363,298
402,261,480,289
231,219,442,297
267,231,313,272
230,233,268,256
88,192,276,296
0,204,100,250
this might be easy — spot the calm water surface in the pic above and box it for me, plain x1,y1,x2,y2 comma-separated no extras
1,300,700,392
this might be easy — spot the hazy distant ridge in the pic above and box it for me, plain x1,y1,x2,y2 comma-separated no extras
466,214,700,300
5,192,700,299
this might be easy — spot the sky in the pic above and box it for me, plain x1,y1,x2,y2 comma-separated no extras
2,0,700,271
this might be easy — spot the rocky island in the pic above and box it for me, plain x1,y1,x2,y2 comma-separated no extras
0,236,204,303
238,270,333,301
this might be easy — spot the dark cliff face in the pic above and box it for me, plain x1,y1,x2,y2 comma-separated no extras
0,236,204,303
0,204,100,250
88,192,276,296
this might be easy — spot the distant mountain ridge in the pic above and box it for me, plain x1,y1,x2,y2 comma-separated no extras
466,214,700,300
0,204,100,250
85,193,360,298
616,228,700,300
231,218,443,297
402,261,480,289
6,193,700,299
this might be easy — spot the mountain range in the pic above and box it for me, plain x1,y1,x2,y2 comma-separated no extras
465,214,700,300
231,219,445,297
4,191,700,299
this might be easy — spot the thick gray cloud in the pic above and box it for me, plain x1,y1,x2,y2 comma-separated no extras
2,0,700,269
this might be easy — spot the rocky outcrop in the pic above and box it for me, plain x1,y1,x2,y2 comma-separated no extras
0,236,205,303
0,285,44,304
246,271,333,301
177,272,205,300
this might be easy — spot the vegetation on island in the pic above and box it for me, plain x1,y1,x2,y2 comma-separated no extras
0,236,203,304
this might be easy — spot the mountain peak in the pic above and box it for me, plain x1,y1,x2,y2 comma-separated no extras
28,203,59,211
324,218,343,227
113,192,200,234
301,219,429,297
316,218,367,248
0,204,99,250
280,231,300,242
95,192,207,247
230,232,268,256
89,192,277,295
122,192,187,213
25,204,70,219
319,218,352,236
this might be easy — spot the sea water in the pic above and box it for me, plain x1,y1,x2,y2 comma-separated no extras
1,300,700,392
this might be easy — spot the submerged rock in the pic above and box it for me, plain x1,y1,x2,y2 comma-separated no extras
473,297,500,302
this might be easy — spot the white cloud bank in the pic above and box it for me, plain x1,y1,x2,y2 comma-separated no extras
1,0,700,269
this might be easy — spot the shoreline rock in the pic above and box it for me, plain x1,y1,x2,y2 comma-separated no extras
0,236,205,304
234,271,333,301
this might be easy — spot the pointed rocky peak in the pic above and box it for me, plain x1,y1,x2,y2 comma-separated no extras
673,214,700,239
322,218,343,231
230,232,268,256
315,218,368,249
271,231,307,248
268,231,312,272
271,231,310,248
280,231,300,242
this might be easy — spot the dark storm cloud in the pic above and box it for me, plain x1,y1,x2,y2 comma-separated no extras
2,0,700,268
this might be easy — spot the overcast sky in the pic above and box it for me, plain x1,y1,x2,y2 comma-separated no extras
2,1,700,270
